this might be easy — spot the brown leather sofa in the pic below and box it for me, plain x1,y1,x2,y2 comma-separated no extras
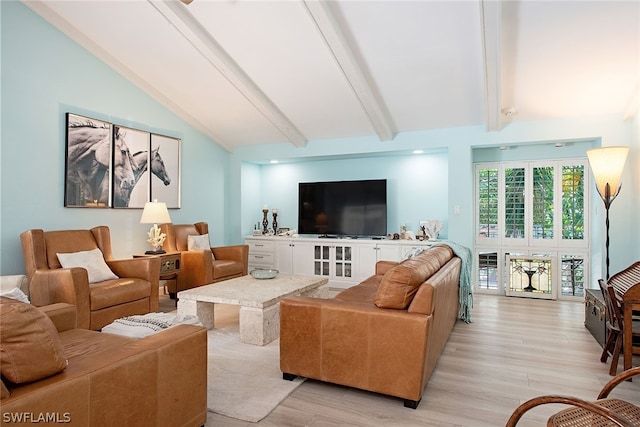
0,297,207,427
280,245,462,409
20,226,160,330
160,222,248,295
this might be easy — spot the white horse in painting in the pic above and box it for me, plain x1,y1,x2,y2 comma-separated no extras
66,119,136,206
132,146,171,187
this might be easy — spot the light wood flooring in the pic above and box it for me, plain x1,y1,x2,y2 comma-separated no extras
158,291,640,427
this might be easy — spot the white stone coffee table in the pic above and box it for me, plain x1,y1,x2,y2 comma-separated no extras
177,274,328,345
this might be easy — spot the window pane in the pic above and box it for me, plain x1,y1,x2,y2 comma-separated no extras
477,168,499,238
477,252,498,290
562,165,584,240
505,167,525,239
561,254,585,297
532,166,554,239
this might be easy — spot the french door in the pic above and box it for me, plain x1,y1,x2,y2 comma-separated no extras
474,159,590,300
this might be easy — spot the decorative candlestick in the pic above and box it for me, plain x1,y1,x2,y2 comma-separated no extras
262,209,269,234
272,209,278,234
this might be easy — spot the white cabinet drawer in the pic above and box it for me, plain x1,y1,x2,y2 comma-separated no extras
248,241,275,252
249,252,275,265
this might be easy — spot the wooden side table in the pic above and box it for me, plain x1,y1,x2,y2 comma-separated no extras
134,252,181,303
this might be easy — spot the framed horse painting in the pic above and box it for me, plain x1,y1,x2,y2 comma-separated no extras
150,134,181,209
64,113,113,207
112,125,151,208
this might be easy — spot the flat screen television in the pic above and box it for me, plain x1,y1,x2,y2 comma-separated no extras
298,179,387,237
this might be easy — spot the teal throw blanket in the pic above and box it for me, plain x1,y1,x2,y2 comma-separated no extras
435,240,473,323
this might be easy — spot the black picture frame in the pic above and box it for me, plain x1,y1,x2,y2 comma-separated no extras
64,113,112,207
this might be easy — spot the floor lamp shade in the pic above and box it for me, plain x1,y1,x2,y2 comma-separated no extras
586,146,629,279
587,146,629,202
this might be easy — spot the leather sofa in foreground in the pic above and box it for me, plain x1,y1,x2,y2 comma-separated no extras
280,245,462,409
0,297,207,427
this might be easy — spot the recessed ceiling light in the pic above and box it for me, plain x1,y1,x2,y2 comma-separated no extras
413,150,424,154
270,160,279,164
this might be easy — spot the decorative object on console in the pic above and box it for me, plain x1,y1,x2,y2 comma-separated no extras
272,209,278,234
262,206,269,234
250,268,279,280
140,199,172,254
586,146,629,279
420,220,444,241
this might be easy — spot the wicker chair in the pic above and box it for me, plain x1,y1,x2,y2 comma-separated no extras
505,367,640,426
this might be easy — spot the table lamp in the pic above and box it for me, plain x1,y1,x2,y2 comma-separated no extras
587,146,629,279
140,199,172,254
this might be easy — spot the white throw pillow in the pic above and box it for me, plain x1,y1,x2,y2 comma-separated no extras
0,275,29,297
0,287,30,304
57,248,118,283
187,233,210,250
187,234,215,260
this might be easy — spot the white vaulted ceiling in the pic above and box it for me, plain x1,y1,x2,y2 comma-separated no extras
24,0,639,152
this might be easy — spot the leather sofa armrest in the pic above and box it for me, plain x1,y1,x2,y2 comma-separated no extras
108,257,160,285
211,244,248,262
177,250,214,288
212,244,249,275
39,303,77,332
375,260,398,276
30,268,91,329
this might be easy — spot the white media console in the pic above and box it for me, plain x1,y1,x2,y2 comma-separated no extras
245,236,438,289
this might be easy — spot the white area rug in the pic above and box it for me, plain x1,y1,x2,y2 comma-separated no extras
206,325,305,422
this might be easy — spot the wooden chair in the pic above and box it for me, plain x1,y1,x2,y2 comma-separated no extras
505,366,640,426
599,279,640,376
600,279,624,375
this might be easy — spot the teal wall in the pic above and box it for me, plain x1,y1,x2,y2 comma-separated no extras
232,115,638,280
2,2,639,283
243,152,450,239
0,2,228,273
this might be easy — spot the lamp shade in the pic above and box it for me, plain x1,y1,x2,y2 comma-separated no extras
587,146,629,199
140,200,171,224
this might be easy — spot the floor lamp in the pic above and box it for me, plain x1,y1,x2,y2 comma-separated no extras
586,146,629,280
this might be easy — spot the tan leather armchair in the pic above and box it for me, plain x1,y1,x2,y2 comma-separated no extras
160,222,248,296
20,226,160,330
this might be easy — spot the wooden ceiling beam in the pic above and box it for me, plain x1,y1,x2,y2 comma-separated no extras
151,0,308,148
303,0,396,142
479,0,503,132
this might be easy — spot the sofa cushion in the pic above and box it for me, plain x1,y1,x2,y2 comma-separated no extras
334,276,382,304
0,298,67,384
374,259,429,309
374,246,454,309
57,248,118,283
